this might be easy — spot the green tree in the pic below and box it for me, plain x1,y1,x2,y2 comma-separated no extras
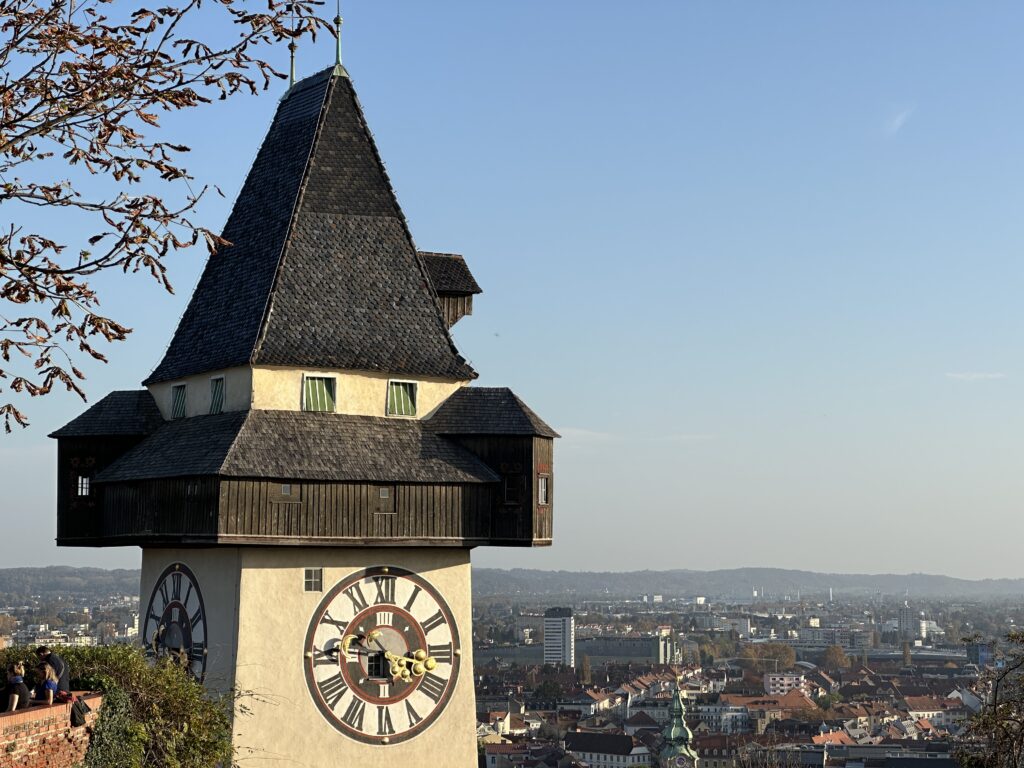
739,642,796,671
0,645,232,767
819,645,849,670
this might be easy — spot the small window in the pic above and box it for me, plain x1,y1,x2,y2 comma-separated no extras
386,380,416,417
379,487,390,499
209,377,225,415
303,376,336,412
503,475,522,504
538,475,550,505
76,475,90,497
367,651,387,679
304,568,323,592
171,384,186,419
281,484,292,497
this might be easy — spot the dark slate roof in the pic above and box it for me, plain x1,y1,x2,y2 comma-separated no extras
145,69,474,385
419,252,482,295
96,410,499,484
565,732,636,757
426,387,559,438
49,391,163,438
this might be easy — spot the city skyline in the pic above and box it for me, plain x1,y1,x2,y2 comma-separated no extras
4,2,1023,578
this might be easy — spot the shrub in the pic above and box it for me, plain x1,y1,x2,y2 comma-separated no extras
0,645,233,768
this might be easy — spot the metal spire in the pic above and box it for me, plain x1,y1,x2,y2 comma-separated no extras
288,3,297,87
333,0,349,78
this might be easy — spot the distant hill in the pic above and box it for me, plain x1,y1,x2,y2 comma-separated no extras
471,567,1024,600
4,565,1020,603
0,567,140,602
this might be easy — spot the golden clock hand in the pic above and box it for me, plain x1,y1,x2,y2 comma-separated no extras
385,649,438,677
340,634,362,657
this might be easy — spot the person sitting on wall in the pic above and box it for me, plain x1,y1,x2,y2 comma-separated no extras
4,663,30,711
35,646,69,696
34,664,59,706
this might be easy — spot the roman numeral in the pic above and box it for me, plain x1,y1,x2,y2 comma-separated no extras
184,582,193,609
418,671,447,703
403,585,421,611
344,583,369,612
158,581,170,606
341,697,366,730
317,675,349,710
421,610,446,634
320,612,348,634
405,699,423,729
377,705,395,736
190,608,203,631
374,611,394,629
189,641,206,663
312,647,336,667
171,573,182,601
428,643,453,664
373,576,396,605
148,610,161,625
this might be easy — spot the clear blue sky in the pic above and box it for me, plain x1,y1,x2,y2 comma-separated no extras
4,2,1023,578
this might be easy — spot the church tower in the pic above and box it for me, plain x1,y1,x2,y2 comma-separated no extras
658,685,700,768
50,60,556,767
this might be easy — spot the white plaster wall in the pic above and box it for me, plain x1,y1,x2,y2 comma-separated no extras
251,366,466,418
147,367,253,420
139,548,243,696
232,547,477,768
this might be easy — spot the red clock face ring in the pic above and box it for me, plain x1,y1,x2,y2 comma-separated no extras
304,566,461,745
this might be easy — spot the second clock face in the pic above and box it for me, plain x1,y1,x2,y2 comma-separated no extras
303,566,461,745
142,562,208,681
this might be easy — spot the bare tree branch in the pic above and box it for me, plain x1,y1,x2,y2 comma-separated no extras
0,0,330,430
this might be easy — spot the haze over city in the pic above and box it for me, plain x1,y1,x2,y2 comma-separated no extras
4,2,1023,578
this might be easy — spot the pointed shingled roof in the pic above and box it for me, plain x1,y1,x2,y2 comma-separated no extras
145,69,474,385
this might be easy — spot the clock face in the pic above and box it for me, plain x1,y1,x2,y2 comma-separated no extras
142,562,208,681
303,566,461,745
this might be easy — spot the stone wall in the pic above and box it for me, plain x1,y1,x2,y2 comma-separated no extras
0,694,102,767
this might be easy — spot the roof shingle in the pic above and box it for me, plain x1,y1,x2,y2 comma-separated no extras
96,410,499,484
419,252,482,295
49,391,163,438
427,387,559,438
145,70,473,385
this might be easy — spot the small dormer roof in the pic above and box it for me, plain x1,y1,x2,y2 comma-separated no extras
420,252,482,296
49,390,163,438
426,387,559,438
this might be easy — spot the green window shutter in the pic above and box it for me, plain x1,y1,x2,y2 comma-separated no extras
387,381,416,417
171,385,186,419
303,377,336,412
209,378,224,414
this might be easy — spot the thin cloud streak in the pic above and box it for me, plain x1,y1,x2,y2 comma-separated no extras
884,104,916,135
945,372,1007,381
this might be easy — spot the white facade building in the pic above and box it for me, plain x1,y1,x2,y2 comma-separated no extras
764,672,807,696
544,607,575,667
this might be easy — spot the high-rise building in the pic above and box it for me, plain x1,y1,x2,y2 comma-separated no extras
898,602,916,639
544,608,575,667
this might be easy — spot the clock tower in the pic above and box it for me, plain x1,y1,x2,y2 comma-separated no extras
50,60,556,767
